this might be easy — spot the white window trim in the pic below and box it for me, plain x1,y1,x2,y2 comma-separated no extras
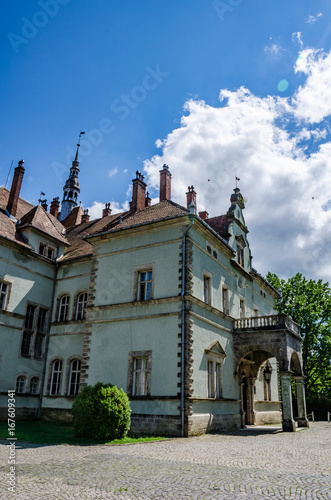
57,294,70,322
0,279,11,310
203,272,212,305
75,292,87,320
38,241,56,260
222,285,229,315
67,359,81,396
49,359,63,396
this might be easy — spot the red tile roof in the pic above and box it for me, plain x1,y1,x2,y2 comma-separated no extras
206,214,230,240
19,204,68,244
0,187,34,248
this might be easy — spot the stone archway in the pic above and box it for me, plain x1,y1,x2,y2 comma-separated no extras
233,314,309,432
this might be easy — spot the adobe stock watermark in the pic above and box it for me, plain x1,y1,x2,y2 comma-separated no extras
52,65,169,182
213,0,244,22
7,0,72,54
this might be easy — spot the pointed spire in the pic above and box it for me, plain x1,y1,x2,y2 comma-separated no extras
73,131,85,165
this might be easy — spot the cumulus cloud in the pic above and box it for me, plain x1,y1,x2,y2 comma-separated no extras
293,49,331,123
143,49,331,282
86,199,129,219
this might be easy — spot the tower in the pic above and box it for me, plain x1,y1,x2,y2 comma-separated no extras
59,135,83,222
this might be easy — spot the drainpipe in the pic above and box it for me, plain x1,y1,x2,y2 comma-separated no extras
180,215,195,437
37,250,59,419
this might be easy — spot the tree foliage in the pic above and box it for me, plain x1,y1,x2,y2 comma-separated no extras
72,382,131,441
266,272,331,397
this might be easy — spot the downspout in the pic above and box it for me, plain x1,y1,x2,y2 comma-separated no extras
37,250,59,419
180,215,194,437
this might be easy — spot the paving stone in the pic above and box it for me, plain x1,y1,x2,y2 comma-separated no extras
0,423,330,499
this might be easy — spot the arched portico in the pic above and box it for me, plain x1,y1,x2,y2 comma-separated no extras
234,314,309,432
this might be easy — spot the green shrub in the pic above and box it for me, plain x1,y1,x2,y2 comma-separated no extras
72,382,131,441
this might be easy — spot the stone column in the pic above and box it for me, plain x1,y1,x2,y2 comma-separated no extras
280,372,296,432
246,377,256,425
294,376,309,428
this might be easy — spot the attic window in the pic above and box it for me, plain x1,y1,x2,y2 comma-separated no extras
39,242,55,260
213,250,218,259
207,245,212,254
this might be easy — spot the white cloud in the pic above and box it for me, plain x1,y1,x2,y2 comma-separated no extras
86,199,129,219
293,49,331,123
143,53,331,282
264,44,283,57
306,12,322,24
292,32,303,48
108,167,118,177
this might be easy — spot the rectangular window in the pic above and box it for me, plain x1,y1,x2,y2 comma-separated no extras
30,377,39,395
203,275,211,305
39,242,55,260
47,247,54,260
0,281,9,310
208,359,222,399
37,308,47,333
39,243,46,256
222,287,229,315
237,244,244,267
240,299,245,319
34,334,44,358
133,357,148,396
138,271,152,301
24,304,36,330
21,331,32,356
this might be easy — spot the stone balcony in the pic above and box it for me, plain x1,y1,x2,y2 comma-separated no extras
234,313,301,338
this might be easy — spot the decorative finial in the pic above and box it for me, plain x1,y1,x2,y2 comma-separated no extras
235,175,240,189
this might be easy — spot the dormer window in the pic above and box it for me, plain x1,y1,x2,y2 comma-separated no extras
236,243,244,267
39,242,55,260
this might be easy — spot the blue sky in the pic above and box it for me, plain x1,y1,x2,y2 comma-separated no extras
1,0,331,281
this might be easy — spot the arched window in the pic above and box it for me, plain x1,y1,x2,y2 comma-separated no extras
30,377,40,395
49,360,62,396
68,191,73,199
68,359,81,396
75,292,87,320
57,295,69,322
16,375,27,394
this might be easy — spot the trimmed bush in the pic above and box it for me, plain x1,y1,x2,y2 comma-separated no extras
72,382,131,441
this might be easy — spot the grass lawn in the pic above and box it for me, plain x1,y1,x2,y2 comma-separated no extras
0,421,167,445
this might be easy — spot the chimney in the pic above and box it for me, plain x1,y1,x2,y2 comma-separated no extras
159,164,171,201
102,202,112,218
145,192,151,207
81,209,90,223
41,200,48,211
199,210,209,220
7,160,25,218
50,197,60,218
186,186,197,213
131,171,147,212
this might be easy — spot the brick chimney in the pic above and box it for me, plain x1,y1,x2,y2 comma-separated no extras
102,203,112,218
145,192,151,207
81,209,90,223
41,200,48,211
7,160,25,218
131,171,147,212
186,186,197,212
199,211,209,220
159,164,171,201
50,197,60,218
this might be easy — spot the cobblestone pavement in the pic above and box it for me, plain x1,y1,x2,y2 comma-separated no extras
0,422,330,499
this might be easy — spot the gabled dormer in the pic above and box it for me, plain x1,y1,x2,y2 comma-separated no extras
226,188,252,272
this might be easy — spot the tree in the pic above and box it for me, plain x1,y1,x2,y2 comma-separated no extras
266,272,331,398
72,382,131,441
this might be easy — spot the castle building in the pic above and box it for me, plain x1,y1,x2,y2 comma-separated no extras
0,151,309,436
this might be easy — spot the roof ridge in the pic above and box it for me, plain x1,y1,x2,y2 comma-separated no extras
44,207,66,238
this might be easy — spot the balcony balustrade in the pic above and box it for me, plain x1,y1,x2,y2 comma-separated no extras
234,313,301,337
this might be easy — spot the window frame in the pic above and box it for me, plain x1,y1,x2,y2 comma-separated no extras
29,376,40,395
74,292,88,320
222,286,229,315
67,358,81,396
57,294,70,322
49,359,63,396
205,341,226,400
16,375,27,394
0,279,10,310
203,273,212,305
236,243,244,267
137,270,153,301
38,241,55,260
239,298,245,319
127,351,152,397
133,265,154,302
21,303,49,359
